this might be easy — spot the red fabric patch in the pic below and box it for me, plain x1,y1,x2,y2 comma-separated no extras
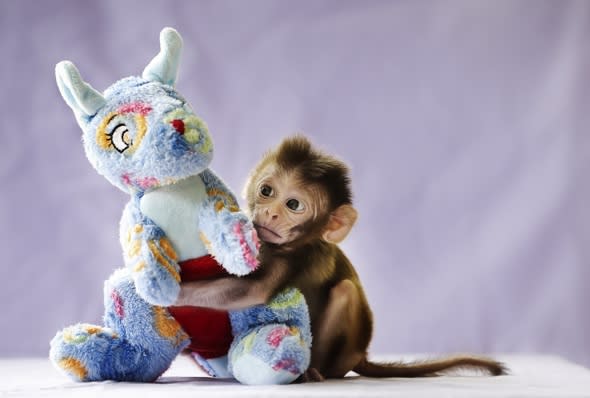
171,119,185,134
168,256,233,359
178,255,229,280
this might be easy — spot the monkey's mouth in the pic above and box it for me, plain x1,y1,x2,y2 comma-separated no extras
254,224,283,243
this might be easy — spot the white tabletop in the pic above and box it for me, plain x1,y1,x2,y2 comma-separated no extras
2,355,590,397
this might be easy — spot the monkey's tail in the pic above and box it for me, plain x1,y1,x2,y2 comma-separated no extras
353,355,508,378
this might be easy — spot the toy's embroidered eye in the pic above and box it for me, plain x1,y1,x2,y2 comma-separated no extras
110,123,131,153
260,184,273,197
286,198,305,212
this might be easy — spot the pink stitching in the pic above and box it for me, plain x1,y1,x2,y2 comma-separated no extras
267,326,289,348
121,173,132,186
137,176,159,190
233,223,259,270
118,102,152,116
111,290,124,319
272,358,298,374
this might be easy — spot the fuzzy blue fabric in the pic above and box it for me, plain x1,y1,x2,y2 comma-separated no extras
229,289,312,384
50,27,311,384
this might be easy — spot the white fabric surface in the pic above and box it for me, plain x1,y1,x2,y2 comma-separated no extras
2,355,589,398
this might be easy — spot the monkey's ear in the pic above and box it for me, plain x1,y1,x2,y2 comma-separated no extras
322,204,358,244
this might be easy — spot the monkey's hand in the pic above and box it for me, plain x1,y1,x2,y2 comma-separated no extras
121,209,181,306
198,196,260,276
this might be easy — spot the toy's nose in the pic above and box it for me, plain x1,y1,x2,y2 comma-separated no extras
171,119,185,135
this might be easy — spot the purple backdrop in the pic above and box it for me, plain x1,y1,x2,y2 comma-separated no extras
1,0,589,367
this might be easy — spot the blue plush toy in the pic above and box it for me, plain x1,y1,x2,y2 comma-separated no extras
49,27,311,385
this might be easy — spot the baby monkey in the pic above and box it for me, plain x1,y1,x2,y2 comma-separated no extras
175,135,506,380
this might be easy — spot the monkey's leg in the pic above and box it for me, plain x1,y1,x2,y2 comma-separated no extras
312,279,367,378
50,268,189,382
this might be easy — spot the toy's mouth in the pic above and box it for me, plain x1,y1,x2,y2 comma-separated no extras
254,224,283,243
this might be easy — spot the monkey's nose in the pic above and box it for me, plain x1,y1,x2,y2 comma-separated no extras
264,207,279,220
171,119,185,135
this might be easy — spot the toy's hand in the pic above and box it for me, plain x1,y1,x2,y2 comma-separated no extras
123,221,181,306
198,196,260,276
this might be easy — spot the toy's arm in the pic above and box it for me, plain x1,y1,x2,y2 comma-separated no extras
120,199,181,306
197,169,260,276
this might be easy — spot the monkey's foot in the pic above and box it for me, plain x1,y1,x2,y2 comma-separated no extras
229,324,311,385
296,367,326,383
49,323,172,382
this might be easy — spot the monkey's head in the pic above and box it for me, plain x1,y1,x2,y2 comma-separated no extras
245,135,358,247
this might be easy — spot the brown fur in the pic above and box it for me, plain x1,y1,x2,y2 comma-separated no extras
176,135,507,380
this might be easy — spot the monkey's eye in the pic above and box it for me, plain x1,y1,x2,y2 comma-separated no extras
109,123,131,153
286,198,305,212
260,184,274,197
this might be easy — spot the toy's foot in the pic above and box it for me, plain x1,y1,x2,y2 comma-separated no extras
229,324,310,385
50,323,169,382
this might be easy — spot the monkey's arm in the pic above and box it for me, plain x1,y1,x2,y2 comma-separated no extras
173,257,290,310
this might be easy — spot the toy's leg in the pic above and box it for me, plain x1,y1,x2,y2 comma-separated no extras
228,288,311,385
50,268,189,382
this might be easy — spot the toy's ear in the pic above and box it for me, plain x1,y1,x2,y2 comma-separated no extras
55,61,106,117
142,27,183,87
322,204,358,244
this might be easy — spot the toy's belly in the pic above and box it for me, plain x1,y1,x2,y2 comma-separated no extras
139,175,208,261
168,255,233,358
140,176,233,357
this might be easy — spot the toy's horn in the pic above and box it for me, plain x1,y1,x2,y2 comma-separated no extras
142,27,183,87
55,61,106,117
